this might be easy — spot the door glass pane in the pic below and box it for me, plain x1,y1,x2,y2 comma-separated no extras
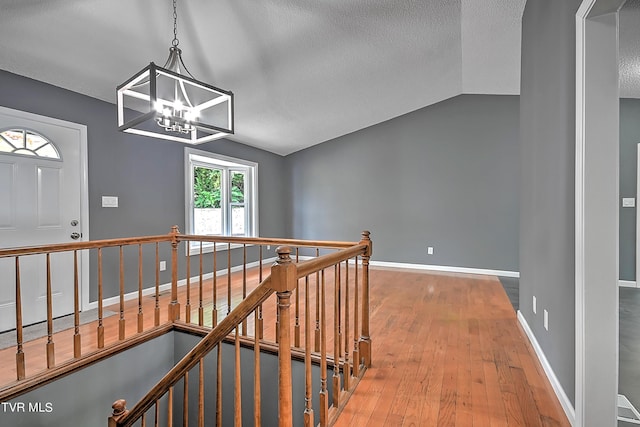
193,166,222,235
0,130,61,159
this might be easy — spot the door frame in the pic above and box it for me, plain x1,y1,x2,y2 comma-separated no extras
0,106,90,312
637,143,640,289
576,1,622,425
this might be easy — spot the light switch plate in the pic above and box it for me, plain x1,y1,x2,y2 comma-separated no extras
622,198,636,208
102,196,119,208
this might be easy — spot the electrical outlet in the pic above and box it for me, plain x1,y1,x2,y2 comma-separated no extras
533,296,537,314
427,246,434,255
267,245,271,250
159,261,166,271
544,309,549,331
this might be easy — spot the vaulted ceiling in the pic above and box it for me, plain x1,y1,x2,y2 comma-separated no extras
0,0,638,155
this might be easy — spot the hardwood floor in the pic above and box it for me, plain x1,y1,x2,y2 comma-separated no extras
333,267,570,427
0,266,569,426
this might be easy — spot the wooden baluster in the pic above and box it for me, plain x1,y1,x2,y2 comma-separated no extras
154,243,160,327
242,244,247,336
97,248,105,348
275,292,280,345
169,225,180,322
258,246,264,340
167,386,174,427
337,261,342,358
343,260,351,391
272,246,296,427
294,248,300,348
198,359,205,427
254,308,262,426
216,344,222,426
138,244,144,333
46,253,55,368
183,372,189,427
332,264,340,407
234,327,242,427
227,243,232,315
314,248,320,352
359,231,372,367
319,268,328,426
15,257,25,380
141,412,146,427
154,400,159,427
119,246,125,340
108,399,129,427
198,242,204,326
185,247,191,324
304,275,314,427
352,256,360,378
212,242,218,327
73,250,81,358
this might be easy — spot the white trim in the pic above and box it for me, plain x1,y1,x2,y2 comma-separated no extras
0,106,90,313
518,311,576,426
575,3,593,425
85,257,277,310
369,260,519,278
636,143,640,286
619,280,637,288
618,394,640,424
297,256,519,277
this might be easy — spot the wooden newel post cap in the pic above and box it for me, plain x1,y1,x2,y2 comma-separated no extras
272,246,296,292
360,230,372,256
170,225,180,234
111,399,128,417
276,246,292,263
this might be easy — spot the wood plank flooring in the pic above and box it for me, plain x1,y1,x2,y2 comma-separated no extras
333,267,570,427
0,266,569,426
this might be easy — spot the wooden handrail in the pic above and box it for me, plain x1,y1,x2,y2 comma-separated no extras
115,277,274,427
178,233,359,249
0,234,172,258
296,243,367,278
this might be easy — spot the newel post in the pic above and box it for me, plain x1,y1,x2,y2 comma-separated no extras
108,399,128,427
169,225,181,322
359,231,372,367
271,246,297,427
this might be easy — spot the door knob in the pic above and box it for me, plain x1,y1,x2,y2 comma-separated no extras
70,232,80,240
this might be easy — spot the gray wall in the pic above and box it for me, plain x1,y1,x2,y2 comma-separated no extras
285,94,520,272
1,332,174,426
0,70,288,301
620,98,640,282
519,0,582,406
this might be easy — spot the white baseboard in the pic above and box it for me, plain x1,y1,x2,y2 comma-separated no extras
619,280,637,288
86,257,277,310
517,311,575,426
369,260,520,278
297,257,519,278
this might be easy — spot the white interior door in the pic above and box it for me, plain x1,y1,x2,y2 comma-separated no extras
0,108,87,331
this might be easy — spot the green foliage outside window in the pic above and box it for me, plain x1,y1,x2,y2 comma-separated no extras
194,167,245,208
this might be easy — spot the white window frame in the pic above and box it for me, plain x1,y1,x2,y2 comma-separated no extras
185,147,258,255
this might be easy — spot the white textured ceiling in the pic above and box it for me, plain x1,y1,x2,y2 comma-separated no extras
1,0,524,154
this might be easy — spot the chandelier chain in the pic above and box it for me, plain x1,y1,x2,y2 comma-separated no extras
172,0,179,47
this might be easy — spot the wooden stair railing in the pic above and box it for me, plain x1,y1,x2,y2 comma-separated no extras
108,276,275,427
109,232,372,427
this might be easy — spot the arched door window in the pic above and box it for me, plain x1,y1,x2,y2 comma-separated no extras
0,128,61,159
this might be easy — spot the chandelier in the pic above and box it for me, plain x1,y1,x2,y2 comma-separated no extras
116,0,234,144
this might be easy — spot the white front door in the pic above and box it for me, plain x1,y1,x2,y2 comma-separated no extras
0,108,87,331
